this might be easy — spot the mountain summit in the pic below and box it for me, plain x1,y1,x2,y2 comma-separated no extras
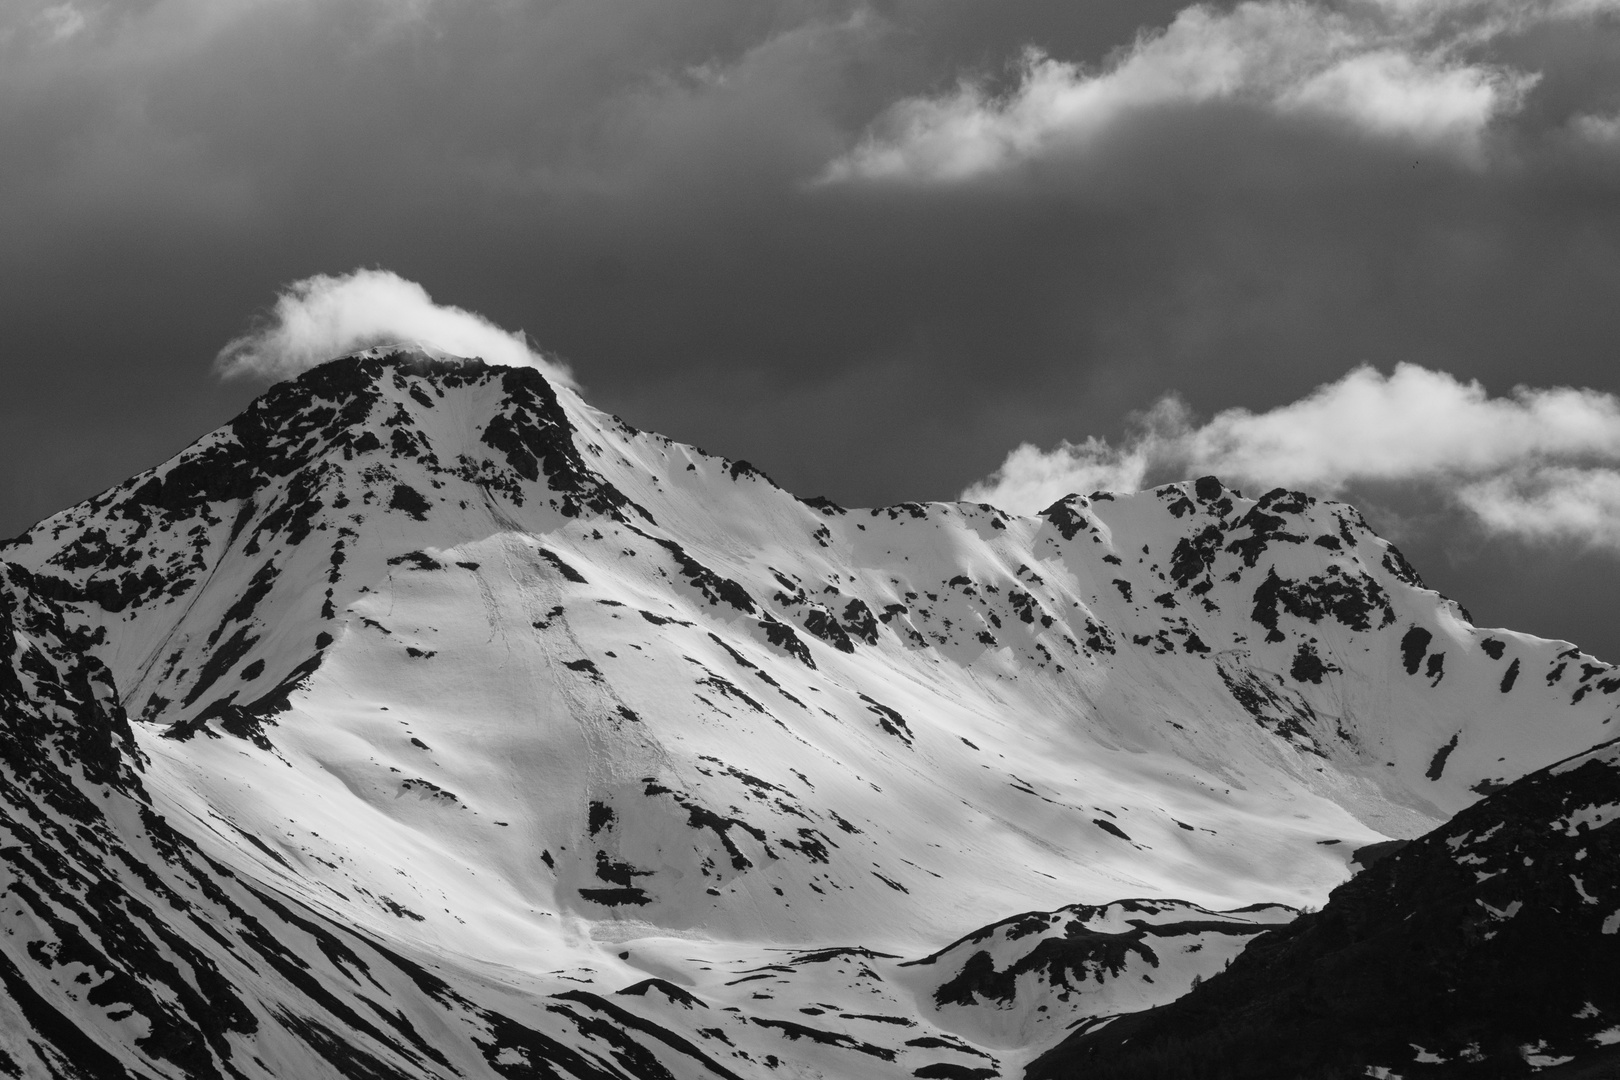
3,350,1618,1078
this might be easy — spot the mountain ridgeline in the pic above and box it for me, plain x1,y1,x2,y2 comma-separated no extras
2,349,1618,1078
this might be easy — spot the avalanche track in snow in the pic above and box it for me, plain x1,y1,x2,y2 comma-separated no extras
3,349,1618,1078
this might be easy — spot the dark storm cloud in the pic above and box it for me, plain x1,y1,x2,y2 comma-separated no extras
3,0,1620,652
0,0,1192,517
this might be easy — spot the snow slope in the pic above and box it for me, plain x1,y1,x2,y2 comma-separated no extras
1,560,774,1080
3,349,1618,1077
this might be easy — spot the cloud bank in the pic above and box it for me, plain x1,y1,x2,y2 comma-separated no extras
964,364,1620,549
214,269,572,385
823,0,1611,182
6,0,1620,656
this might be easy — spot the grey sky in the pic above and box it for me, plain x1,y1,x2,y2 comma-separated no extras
3,0,1620,656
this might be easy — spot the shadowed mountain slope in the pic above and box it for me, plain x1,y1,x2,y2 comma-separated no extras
1028,737,1620,1079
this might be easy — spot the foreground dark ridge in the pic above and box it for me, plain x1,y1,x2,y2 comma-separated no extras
1029,737,1620,1079
0,349,1617,1078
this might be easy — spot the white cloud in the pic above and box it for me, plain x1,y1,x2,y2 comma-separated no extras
964,363,1620,549
823,0,1572,183
1183,364,1620,487
962,397,1187,512
1459,468,1620,547
1278,48,1533,147
962,438,1152,514
214,268,574,385
1573,112,1620,144
34,4,87,44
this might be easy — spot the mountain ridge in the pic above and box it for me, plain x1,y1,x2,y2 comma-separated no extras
3,349,1619,1078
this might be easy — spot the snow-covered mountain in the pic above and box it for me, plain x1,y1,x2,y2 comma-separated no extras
3,349,1618,1078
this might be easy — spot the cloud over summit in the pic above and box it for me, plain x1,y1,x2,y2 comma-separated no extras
214,269,572,385
965,364,1620,550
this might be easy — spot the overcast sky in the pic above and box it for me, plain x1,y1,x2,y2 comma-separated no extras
4,0,1620,657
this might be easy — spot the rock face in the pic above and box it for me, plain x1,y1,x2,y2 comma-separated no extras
1028,737,1620,1079
2,349,1618,1078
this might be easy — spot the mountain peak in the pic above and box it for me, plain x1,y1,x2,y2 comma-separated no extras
5,357,1620,1077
